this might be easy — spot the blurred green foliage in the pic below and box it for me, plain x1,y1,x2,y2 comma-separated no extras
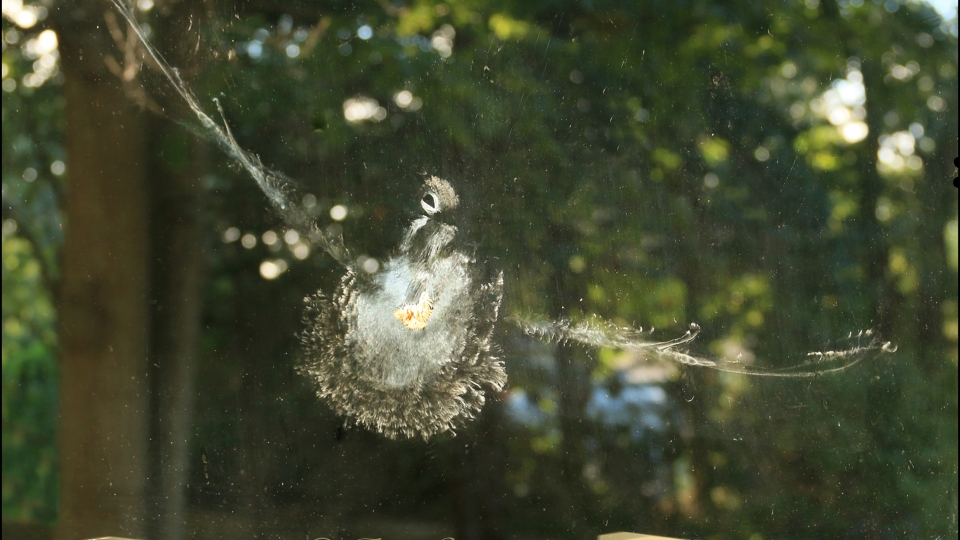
1,233,58,524
2,1,63,525
3,0,958,537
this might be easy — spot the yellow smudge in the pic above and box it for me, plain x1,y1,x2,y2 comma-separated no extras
394,291,434,330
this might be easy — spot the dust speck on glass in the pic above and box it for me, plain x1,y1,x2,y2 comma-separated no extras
111,0,895,440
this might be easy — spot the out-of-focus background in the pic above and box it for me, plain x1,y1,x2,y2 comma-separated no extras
2,1,957,539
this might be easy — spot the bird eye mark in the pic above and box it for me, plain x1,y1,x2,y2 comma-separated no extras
421,192,441,214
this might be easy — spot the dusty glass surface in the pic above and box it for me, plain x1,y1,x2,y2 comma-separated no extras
2,1,957,539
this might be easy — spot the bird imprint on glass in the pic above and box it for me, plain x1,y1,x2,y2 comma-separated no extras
300,177,507,439
110,1,896,440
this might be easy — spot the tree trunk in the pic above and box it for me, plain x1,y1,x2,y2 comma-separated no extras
146,118,206,540
546,223,593,537
145,4,210,538
55,2,151,538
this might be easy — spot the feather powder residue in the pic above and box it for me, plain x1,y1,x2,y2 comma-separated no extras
515,317,896,377
300,252,506,440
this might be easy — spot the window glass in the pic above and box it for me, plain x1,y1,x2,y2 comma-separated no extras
2,1,957,539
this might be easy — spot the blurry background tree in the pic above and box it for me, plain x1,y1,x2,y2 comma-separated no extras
2,0,957,539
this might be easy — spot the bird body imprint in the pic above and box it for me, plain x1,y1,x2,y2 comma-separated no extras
300,178,506,439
